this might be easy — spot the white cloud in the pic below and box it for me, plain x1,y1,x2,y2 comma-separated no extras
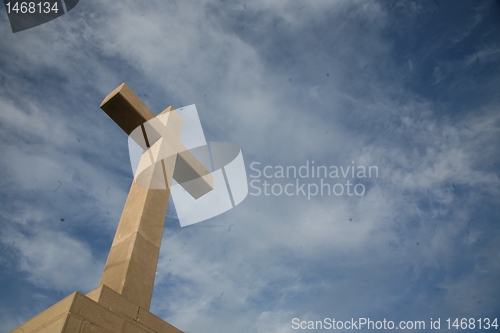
2,227,101,292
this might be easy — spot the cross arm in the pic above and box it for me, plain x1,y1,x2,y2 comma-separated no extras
100,83,213,198
100,83,156,135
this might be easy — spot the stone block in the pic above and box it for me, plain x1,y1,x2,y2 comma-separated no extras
100,83,156,135
10,291,183,333
10,293,76,333
137,308,183,333
63,315,83,333
87,285,139,320
122,320,154,333
138,188,170,246
33,314,66,333
120,233,160,311
106,182,168,250
80,321,110,333
71,293,124,333
99,232,137,300
99,230,161,310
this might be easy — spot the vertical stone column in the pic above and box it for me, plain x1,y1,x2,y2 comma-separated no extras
99,182,169,310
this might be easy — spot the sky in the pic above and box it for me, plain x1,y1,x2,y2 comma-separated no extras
0,0,499,332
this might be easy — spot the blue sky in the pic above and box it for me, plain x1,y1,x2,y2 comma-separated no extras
1,0,499,332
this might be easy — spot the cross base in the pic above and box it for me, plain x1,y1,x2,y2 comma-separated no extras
10,285,182,333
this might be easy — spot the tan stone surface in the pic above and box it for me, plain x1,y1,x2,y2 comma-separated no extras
118,184,170,248
10,293,76,333
173,150,213,198
120,232,161,310
158,106,179,136
86,287,102,302
137,309,183,333
71,293,124,332
99,184,168,310
99,233,135,296
80,321,110,333
86,285,139,320
63,315,83,333
100,83,156,135
33,314,67,333
10,289,183,333
122,320,154,333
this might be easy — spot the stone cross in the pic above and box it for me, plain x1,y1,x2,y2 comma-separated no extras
9,83,204,333
98,83,213,310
